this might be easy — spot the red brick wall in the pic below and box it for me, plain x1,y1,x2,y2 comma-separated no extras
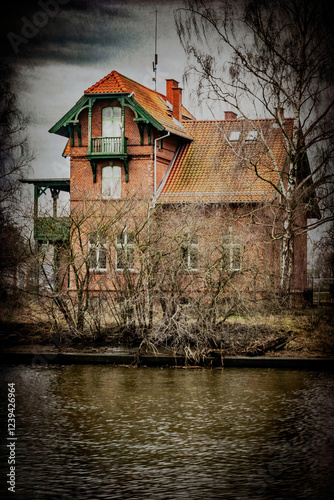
67,97,308,295
70,98,182,204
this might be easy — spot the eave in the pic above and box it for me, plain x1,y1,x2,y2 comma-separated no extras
48,95,89,138
49,92,167,139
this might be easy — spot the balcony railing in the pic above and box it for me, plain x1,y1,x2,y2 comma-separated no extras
34,217,70,242
91,137,127,155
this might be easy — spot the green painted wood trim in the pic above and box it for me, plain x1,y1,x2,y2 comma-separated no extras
123,159,129,183
124,95,164,131
75,123,82,147
37,186,49,198
21,179,70,192
90,160,97,183
68,124,74,146
49,95,89,137
138,122,145,145
86,153,128,161
34,185,38,220
88,98,93,154
146,124,152,145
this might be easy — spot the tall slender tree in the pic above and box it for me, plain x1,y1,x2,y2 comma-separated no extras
0,62,32,294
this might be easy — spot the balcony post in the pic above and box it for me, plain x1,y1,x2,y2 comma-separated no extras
50,188,60,218
88,98,93,154
34,184,39,220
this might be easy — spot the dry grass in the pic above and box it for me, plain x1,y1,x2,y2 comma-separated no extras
1,298,333,358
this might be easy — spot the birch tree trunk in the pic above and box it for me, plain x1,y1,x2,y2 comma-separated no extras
175,0,334,301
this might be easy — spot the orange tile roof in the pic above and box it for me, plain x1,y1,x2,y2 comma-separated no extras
159,118,294,203
62,139,71,157
84,70,195,139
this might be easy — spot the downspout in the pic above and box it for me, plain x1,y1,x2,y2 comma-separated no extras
154,131,170,199
146,131,170,324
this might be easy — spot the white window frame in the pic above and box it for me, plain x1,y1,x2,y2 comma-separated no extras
229,130,241,142
102,165,121,199
245,130,258,142
222,232,242,271
116,230,135,271
102,106,122,138
182,233,199,271
88,233,107,271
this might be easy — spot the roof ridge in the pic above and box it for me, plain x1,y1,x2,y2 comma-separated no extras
84,70,119,93
184,117,293,123
120,72,166,98
85,69,167,98
113,71,128,92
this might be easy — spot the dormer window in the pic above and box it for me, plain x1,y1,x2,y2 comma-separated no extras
229,131,241,142
91,107,124,155
245,130,258,141
102,107,122,138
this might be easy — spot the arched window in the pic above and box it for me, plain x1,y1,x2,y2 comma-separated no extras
102,165,121,199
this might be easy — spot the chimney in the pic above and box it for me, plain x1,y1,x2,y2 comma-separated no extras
224,111,238,120
166,79,182,122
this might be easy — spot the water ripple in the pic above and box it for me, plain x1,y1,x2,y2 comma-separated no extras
0,367,333,499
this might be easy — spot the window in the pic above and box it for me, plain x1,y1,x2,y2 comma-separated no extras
181,233,199,270
102,166,121,199
245,130,258,142
229,130,241,142
88,233,107,271
102,107,122,138
222,233,242,271
116,230,135,271
102,107,122,153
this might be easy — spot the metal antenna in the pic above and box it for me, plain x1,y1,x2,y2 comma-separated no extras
152,10,158,91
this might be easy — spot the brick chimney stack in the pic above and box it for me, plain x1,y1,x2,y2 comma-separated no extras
224,111,238,120
166,79,182,122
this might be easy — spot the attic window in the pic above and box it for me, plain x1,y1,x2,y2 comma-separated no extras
245,130,258,141
229,131,241,142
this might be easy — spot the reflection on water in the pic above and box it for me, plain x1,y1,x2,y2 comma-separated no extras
1,365,334,499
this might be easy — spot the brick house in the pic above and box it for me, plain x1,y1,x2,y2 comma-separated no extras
29,70,312,301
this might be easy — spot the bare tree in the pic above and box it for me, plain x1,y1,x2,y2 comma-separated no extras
0,62,32,296
34,196,139,334
175,0,334,296
313,221,334,279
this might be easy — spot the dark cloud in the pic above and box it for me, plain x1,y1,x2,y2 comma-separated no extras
1,0,164,66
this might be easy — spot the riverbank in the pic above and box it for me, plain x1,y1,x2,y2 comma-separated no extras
0,349,333,370
1,305,333,362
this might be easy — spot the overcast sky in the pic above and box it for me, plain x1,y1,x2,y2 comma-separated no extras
1,0,203,180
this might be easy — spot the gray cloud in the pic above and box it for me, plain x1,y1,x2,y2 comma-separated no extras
2,0,167,66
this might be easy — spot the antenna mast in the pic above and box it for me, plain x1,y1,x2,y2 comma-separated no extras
152,10,158,91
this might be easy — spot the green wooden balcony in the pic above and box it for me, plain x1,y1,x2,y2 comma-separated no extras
90,136,128,156
34,217,70,242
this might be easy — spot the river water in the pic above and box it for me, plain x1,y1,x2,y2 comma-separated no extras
0,365,334,500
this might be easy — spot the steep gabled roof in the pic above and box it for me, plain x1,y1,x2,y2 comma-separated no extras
84,70,195,139
50,70,195,140
158,118,294,203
